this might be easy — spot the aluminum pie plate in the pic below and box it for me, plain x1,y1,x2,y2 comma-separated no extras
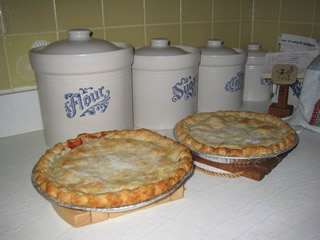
173,126,299,165
193,161,232,174
31,165,194,213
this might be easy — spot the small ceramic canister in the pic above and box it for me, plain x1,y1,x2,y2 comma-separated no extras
197,40,247,112
243,43,272,101
132,39,200,129
29,29,134,147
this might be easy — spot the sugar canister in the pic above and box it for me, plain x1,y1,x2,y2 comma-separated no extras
132,39,200,129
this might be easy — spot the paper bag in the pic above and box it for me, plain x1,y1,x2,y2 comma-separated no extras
289,55,320,133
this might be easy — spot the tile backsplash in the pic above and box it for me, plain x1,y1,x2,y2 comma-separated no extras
0,0,320,95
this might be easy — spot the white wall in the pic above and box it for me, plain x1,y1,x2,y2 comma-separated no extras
0,90,43,138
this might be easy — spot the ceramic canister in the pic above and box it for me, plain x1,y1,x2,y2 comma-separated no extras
132,39,200,129
243,43,272,101
29,29,133,147
197,40,247,112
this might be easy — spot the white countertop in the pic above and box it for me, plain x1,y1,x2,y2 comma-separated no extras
1,127,320,240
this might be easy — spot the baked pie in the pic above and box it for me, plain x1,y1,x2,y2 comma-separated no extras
174,111,298,158
33,129,193,208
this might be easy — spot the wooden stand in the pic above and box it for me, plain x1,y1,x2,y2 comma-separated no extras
268,85,293,118
268,64,297,118
51,185,184,227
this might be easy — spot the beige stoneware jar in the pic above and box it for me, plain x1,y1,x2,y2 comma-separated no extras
197,40,247,112
243,43,272,101
132,39,200,130
29,29,133,147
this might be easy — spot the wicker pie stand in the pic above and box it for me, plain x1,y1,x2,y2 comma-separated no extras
173,127,299,181
192,152,290,181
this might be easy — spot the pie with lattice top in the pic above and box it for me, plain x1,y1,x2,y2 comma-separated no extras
33,129,193,208
174,111,297,157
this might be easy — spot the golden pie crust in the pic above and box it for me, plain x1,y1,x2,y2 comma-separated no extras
175,111,297,157
33,129,193,208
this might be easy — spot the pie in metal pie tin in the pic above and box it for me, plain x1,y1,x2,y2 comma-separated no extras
173,125,299,165
31,165,194,213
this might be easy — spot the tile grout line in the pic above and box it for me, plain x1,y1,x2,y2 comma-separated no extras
52,0,59,40
180,0,182,45
212,0,214,39
182,20,216,24
6,18,317,38
3,19,316,38
310,0,317,38
101,0,106,39
0,5,6,35
250,0,255,43
0,86,37,96
239,0,242,48
143,0,147,46
276,0,282,51
0,6,13,89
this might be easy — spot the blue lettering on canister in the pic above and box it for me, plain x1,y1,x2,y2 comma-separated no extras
172,76,197,102
260,77,272,86
64,86,111,118
225,72,244,92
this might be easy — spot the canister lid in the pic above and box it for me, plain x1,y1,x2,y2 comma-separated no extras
200,40,238,56
247,43,268,57
135,38,187,56
34,29,119,55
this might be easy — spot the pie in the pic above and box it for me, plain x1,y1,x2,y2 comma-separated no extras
174,111,297,158
33,129,193,208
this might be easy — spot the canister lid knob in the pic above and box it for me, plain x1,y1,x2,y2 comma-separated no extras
67,29,92,41
207,39,223,47
135,38,187,56
200,39,237,56
248,43,261,51
247,43,268,58
150,38,170,48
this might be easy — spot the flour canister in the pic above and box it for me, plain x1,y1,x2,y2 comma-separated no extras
243,43,272,101
197,40,247,112
29,29,133,147
132,39,200,129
